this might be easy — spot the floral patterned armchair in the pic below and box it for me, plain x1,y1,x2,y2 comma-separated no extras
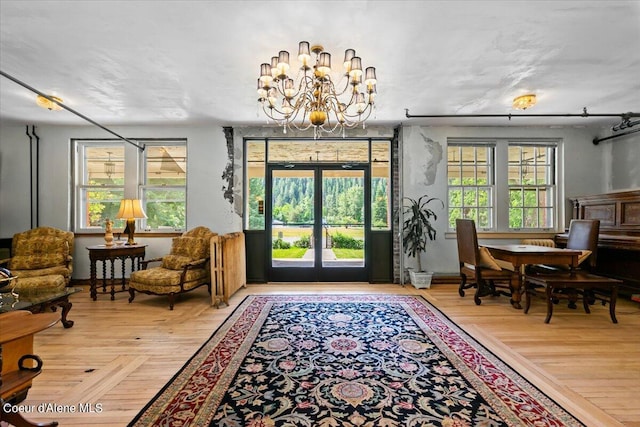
128,226,216,310
0,226,74,291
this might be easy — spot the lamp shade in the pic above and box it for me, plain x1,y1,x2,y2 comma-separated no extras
116,199,147,220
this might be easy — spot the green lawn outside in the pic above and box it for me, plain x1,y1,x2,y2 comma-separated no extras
272,247,308,259
272,226,364,240
332,248,364,259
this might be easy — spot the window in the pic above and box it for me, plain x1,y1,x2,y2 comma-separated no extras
74,139,187,232
447,143,494,229
508,143,555,229
447,138,558,231
243,138,392,230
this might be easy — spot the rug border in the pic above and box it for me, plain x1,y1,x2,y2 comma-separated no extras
128,293,586,427
127,294,257,426
407,294,586,427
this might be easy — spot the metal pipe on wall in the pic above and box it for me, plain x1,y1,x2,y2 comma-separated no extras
593,127,640,145
25,125,40,228
33,125,40,227
25,126,34,229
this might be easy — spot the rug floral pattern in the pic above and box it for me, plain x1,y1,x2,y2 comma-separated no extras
129,295,584,427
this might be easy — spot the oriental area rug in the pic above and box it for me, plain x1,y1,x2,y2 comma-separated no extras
129,295,584,427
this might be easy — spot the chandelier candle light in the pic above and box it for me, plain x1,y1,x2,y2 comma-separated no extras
116,199,147,245
257,41,377,138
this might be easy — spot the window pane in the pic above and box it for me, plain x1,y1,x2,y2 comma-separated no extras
508,166,520,185
447,165,461,184
449,188,462,207
461,166,476,184
146,145,186,185
510,189,523,207
247,140,266,230
142,188,186,230
268,140,368,163
85,146,124,184
509,208,523,228
524,208,538,228
463,188,477,206
83,188,125,228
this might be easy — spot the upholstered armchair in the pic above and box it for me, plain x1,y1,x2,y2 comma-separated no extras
128,226,216,310
0,226,74,293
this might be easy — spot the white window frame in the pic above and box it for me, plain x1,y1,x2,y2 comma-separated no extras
447,141,496,231
73,138,187,233
447,137,560,232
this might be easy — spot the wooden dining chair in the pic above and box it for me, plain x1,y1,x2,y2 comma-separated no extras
455,219,513,305
525,219,603,309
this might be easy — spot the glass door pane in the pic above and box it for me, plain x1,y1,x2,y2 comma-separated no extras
271,169,315,268
322,169,365,268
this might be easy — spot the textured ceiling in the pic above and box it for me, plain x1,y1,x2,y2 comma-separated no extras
1,1,639,131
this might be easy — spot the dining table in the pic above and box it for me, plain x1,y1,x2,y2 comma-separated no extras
482,244,582,309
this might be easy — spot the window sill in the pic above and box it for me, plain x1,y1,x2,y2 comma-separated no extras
74,231,183,238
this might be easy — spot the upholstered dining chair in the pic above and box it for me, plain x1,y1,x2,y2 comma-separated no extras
524,219,601,308
128,226,216,310
528,219,600,274
456,219,513,305
0,226,74,293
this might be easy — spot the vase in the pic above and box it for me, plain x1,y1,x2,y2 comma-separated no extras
104,232,114,246
409,270,433,289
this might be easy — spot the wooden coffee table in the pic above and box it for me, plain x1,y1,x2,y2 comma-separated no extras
0,287,82,328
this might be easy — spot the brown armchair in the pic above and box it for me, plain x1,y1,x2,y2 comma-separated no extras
0,227,74,293
456,219,513,305
128,226,216,310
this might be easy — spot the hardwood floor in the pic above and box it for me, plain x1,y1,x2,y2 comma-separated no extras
11,283,640,426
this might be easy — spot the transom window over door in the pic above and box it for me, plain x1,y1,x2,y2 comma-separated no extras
74,139,187,232
447,138,559,232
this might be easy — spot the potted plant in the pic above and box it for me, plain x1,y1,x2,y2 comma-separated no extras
398,195,443,288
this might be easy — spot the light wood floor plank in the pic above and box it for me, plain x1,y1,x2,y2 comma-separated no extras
10,283,640,426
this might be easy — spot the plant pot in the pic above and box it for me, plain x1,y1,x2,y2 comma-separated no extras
409,271,433,289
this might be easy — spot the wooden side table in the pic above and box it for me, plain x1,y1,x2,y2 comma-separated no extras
86,244,146,301
1,311,59,426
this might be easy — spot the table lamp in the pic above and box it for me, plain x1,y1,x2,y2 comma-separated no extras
116,199,147,245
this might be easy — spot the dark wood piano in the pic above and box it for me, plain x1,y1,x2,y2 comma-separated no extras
555,189,640,297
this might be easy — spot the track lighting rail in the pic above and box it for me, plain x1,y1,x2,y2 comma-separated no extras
0,70,144,151
405,108,639,121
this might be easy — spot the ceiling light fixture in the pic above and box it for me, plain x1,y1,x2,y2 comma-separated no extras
512,94,537,110
104,151,115,179
257,41,377,139
36,94,63,111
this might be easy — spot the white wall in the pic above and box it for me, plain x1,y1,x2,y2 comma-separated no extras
602,132,640,191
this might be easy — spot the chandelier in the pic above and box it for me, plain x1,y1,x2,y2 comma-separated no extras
257,41,377,138
104,151,115,179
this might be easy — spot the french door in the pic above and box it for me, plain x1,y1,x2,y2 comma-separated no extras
266,164,370,282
